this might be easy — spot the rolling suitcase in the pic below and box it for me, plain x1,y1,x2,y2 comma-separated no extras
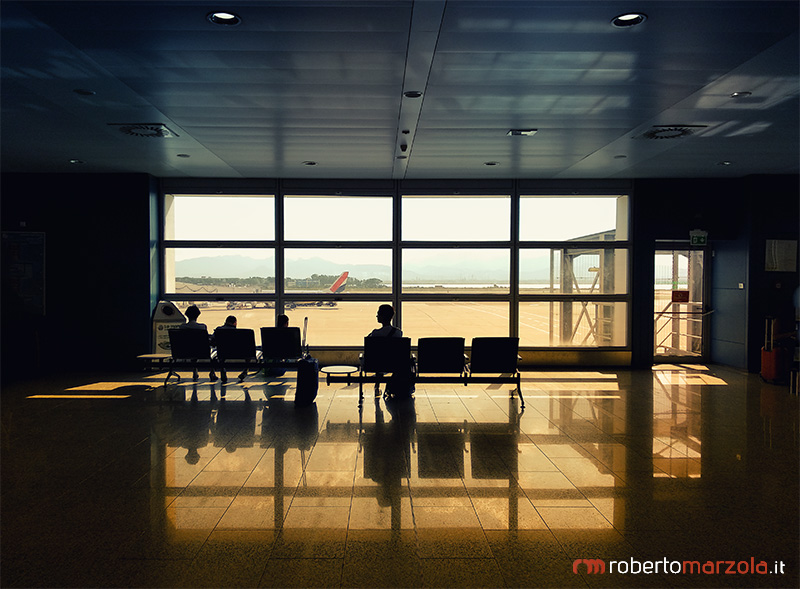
295,317,319,406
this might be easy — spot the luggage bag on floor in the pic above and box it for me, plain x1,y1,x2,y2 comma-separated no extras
295,357,319,406
295,317,319,406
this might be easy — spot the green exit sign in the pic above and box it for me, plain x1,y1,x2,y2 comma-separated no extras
690,230,708,246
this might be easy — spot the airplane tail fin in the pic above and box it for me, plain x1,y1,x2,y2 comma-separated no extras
329,271,348,293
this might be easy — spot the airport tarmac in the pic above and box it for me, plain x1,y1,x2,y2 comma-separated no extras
175,299,612,348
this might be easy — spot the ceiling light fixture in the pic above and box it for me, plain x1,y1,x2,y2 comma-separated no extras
302,161,317,166
484,161,500,166
207,11,241,26
176,154,191,158
730,91,752,99
611,13,647,27
73,89,96,96
403,91,423,98
507,129,538,136
69,159,85,164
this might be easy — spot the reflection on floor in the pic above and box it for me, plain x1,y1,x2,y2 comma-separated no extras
1,365,797,588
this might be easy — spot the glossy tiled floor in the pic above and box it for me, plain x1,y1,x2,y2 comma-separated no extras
1,365,798,588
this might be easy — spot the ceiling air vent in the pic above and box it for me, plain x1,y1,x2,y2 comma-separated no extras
109,123,179,138
637,125,707,140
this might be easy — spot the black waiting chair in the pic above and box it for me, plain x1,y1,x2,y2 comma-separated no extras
165,328,215,386
468,337,524,408
360,336,414,404
416,337,467,381
260,327,303,375
214,328,260,382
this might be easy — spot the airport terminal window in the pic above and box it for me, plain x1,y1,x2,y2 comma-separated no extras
164,194,275,240
402,249,510,294
403,301,509,341
164,248,275,295
402,195,510,241
519,301,628,347
284,195,392,241
519,248,628,294
519,195,628,241
162,187,631,351
283,301,394,347
172,301,276,344
284,248,391,293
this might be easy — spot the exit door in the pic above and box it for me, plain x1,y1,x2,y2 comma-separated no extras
654,249,707,359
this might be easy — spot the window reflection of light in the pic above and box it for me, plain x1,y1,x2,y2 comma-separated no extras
65,381,154,390
27,394,132,399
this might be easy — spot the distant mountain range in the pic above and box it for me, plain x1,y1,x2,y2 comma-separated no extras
175,254,573,282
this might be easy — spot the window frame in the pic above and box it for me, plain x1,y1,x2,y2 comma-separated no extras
160,180,632,350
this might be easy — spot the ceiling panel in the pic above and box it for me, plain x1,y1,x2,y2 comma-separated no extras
1,0,797,179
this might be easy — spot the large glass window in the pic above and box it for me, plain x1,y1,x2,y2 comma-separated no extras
284,196,391,241
172,301,276,345
284,248,391,294
286,301,391,347
519,302,628,347
402,249,509,294
165,248,274,295
519,195,628,241
164,195,275,241
402,195,510,241
520,248,628,294
403,302,509,341
162,188,631,352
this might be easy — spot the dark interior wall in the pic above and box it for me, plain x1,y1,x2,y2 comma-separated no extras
743,175,799,372
1,173,158,379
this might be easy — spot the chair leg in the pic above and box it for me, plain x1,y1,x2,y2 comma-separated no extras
516,373,525,409
164,369,179,388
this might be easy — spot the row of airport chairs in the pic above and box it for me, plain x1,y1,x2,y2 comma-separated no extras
165,327,303,385
356,336,523,407
166,328,523,407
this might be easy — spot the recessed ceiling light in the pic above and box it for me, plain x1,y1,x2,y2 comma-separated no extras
69,159,85,164
73,89,96,96
730,91,752,99
507,129,538,136
614,154,628,159
484,161,500,166
302,161,317,166
611,13,646,27
717,161,733,166
207,11,241,26
176,154,191,158
403,91,423,98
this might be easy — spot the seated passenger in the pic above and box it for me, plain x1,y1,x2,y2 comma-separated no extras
367,304,412,399
266,314,292,376
179,304,216,382
179,304,209,331
213,315,244,383
368,304,402,338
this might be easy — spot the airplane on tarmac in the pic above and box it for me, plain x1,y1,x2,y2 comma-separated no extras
286,271,348,309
